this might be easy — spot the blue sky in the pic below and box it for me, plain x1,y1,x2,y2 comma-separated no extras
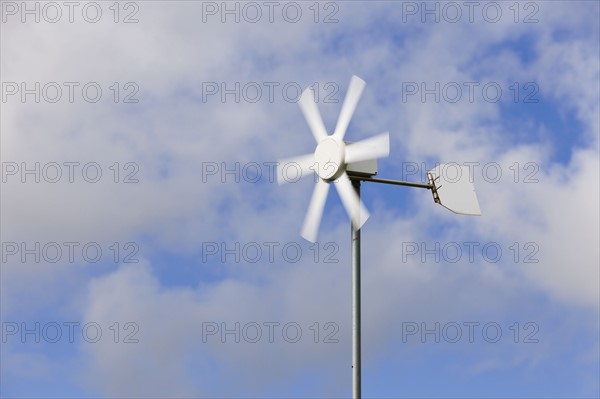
1,1,599,398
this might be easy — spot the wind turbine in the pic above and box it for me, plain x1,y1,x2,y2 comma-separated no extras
278,76,389,241
277,75,481,398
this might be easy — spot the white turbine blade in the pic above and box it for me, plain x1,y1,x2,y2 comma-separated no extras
428,164,482,216
334,172,369,229
298,88,328,143
277,153,314,185
333,75,366,140
301,179,330,242
345,132,390,164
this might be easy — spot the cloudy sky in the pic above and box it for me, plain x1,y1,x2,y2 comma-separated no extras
1,1,599,397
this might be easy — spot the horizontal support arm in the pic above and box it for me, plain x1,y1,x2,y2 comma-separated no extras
348,175,433,190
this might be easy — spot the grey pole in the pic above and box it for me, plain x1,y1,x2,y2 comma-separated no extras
351,179,362,399
347,176,430,398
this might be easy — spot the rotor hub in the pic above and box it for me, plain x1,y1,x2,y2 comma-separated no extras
314,137,345,181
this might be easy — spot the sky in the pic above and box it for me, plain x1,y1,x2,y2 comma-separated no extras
1,1,599,398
